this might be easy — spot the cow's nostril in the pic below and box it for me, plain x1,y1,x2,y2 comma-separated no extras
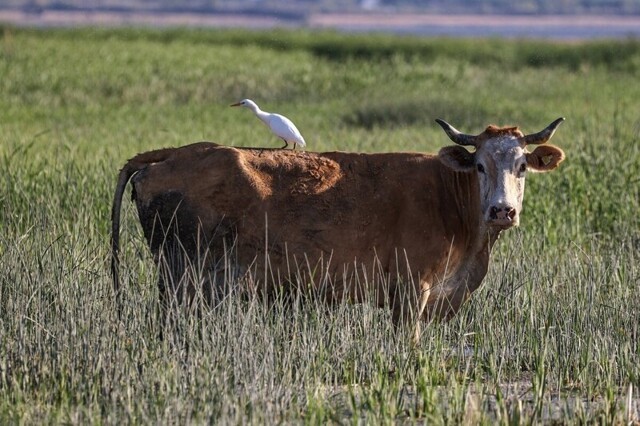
490,206,517,222
490,206,499,219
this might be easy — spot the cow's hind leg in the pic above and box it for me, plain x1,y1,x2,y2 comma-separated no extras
157,236,201,343
156,244,186,340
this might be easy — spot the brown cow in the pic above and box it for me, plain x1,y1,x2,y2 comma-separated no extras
111,118,565,339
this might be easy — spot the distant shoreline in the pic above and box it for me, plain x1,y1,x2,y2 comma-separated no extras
1,10,639,39
311,13,640,39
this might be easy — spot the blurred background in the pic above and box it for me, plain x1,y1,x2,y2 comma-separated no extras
1,0,640,38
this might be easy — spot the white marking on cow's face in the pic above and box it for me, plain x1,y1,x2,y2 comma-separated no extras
475,135,528,229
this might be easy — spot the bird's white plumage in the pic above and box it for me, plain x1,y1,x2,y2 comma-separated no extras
231,99,306,149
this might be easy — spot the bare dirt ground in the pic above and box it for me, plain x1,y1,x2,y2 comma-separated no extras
1,10,640,39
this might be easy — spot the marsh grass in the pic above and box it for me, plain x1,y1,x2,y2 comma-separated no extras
0,27,639,423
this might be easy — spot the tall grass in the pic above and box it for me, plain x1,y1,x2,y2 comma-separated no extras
0,27,639,423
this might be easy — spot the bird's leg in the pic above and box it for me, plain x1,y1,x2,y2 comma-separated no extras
281,139,289,149
293,143,297,150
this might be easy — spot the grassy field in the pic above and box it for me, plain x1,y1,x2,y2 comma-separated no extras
0,26,639,423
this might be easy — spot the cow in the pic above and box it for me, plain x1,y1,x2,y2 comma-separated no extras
111,118,565,340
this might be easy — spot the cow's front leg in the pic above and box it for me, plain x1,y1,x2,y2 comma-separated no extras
439,285,471,321
390,279,430,344
413,283,432,343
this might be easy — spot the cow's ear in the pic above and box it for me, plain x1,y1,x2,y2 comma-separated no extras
526,145,565,172
439,146,475,172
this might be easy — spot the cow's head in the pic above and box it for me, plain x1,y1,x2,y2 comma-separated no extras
437,118,565,229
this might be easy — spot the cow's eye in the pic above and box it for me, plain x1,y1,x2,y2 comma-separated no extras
519,163,527,173
477,163,485,173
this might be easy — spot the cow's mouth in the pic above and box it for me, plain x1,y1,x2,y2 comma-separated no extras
487,218,519,230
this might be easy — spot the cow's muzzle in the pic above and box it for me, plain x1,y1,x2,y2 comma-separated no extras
487,205,518,228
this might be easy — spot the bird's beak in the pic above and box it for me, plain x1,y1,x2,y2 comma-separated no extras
230,102,242,107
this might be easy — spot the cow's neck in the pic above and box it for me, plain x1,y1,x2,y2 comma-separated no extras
477,222,502,256
420,167,505,319
447,167,503,289
441,169,484,244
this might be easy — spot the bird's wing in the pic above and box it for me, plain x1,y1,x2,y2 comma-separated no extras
270,114,306,146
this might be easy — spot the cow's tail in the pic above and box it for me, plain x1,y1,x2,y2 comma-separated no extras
111,148,175,313
111,161,138,301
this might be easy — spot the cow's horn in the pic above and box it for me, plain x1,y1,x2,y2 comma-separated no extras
435,119,478,147
520,117,565,145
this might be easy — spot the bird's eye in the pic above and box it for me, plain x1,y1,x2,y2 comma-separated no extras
477,163,485,173
519,163,527,173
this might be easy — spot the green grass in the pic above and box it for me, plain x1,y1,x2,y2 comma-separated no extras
1,26,639,423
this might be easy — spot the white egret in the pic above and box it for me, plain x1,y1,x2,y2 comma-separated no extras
230,99,306,150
